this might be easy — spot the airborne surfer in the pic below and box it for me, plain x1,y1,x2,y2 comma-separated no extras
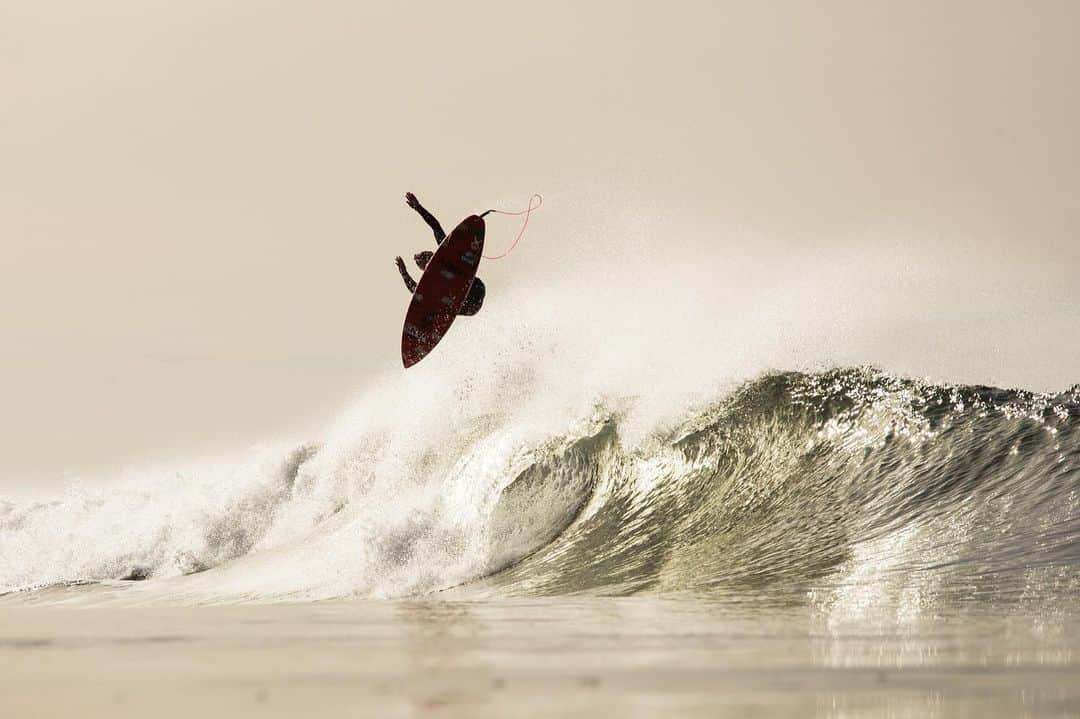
395,191,539,367
395,192,486,317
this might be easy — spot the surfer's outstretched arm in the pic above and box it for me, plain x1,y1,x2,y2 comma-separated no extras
395,256,418,293
405,192,446,245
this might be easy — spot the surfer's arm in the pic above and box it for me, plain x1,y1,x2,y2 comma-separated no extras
405,192,447,245
395,256,418,293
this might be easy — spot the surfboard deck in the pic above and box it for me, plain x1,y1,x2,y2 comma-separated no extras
401,215,485,368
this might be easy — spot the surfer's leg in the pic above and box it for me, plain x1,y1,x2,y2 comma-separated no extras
458,280,485,316
405,192,447,245
395,256,418,293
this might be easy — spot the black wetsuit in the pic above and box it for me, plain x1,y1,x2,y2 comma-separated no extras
398,196,486,316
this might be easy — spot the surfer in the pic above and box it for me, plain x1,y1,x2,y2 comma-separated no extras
395,192,486,316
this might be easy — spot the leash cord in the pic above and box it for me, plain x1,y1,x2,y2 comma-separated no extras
480,194,543,260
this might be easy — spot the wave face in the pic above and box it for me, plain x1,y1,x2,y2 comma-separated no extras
2,367,1079,609
481,370,1080,607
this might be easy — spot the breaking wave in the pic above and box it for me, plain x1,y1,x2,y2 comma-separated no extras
3,367,1079,610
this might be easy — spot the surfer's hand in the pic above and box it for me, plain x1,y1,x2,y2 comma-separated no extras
405,192,420,210
395,256,406,272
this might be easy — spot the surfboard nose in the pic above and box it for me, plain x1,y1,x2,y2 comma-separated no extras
464,214,485,239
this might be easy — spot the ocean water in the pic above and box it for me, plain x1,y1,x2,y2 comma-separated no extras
2,364,1079,715
2,238,1079,714
4,366,1079,604
2,597,1078,717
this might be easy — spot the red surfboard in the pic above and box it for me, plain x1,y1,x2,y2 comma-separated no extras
401,215,485,368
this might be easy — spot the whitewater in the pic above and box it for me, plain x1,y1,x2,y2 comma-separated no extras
2,244,1078,612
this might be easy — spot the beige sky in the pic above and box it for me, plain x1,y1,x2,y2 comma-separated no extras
2,1,1078,493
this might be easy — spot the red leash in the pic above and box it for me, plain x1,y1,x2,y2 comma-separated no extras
480,194,543,260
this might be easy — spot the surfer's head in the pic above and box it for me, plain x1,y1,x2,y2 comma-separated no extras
414,251,434,270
